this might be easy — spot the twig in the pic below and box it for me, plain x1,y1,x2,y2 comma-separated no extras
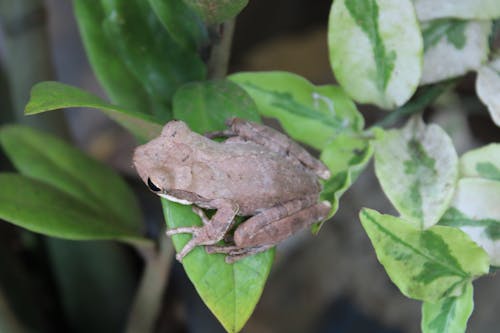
0,287,27,333
372,80,456,128
125,233,174,333
206,19,236,79
0,0,69,137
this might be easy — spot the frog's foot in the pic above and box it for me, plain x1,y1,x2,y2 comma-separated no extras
166,226,214,261
205,244,273,264
167,199,239,262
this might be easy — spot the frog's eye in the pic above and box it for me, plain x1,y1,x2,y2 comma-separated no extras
147,177,162,192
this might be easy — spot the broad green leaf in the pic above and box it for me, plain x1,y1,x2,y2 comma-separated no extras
182,0,248,24
100,0,206,120
73,0,154,114
459,143,500,180
166,81,271,332
414,0,500,21
439,179,500,266
173,80,261,133
0,174,146,244
25,81,162,142
0,126,149,246
230,71,364,150
421,20,491,85
374,117,458,229
476,56,500,127
359,208,489,302
148,0,209,52
421,282,473,333
328,0,422,109
315,134,374,232
162,200,274,333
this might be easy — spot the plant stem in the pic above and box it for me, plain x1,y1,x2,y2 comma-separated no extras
207,19,236,79
373,80,456,128
0,0,69,136
0,287,27,333
125,234,174,333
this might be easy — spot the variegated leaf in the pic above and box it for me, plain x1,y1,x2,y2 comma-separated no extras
414,0,500,21
421,20,491,85
440,179,500,266
328,0,422,109
476,56,500,127
359,209,489,302
374,117,458,229
459,143,500,180
421,283,473,333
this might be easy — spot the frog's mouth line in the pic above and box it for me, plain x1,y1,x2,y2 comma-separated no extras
159,193,193,205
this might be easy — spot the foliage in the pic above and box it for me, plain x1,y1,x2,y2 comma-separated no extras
0,0,499,332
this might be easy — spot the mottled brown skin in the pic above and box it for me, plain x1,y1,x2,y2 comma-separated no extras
133,118,331,263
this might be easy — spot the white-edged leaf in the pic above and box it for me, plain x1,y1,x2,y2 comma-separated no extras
374,117,458,229
460,143,500,180
440,178,500,266
359,209,489,302
476,56,500,126
414,0,500,21
421,20,491,85
421,282,474,333
229,71,364,150
328,0,422,109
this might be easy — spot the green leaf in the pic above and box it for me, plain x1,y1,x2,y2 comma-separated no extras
162,200,274,333
230,71,364,150
421,20,491,85
148,0,209,52
459,143,500,180
166,81,271,331
359,209,489,302
100,0,206,120
182,0,248,24
173,80,261,133
421,282,474,333
328,0,422,109
414,0,500,20
0,174,145,244
439,179,500,266
73,0,154,113
315,134,373,232
25,81,162,142
476,56,500,127
374,117,458,229
0,126,149,245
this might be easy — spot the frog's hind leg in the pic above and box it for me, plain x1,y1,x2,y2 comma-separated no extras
225,118,331,179
205,244,273,264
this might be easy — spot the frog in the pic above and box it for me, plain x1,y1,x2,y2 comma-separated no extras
133,118,332,263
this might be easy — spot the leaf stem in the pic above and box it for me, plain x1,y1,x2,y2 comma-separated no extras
0,287,27,333
125,233,174,333
372,80,456,128
206,19,236,79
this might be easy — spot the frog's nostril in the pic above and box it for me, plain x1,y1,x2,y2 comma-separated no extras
147,177,162,192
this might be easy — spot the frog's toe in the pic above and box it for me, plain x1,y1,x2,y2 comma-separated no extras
166,226,197,236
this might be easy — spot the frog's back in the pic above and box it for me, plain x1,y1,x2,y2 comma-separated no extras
192,140,321,214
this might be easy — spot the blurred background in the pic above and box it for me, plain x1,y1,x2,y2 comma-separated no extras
0,0,499,332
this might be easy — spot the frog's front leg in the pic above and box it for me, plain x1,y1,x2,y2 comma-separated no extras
207,199,331,263
225,118,330,179
166,199,239,261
